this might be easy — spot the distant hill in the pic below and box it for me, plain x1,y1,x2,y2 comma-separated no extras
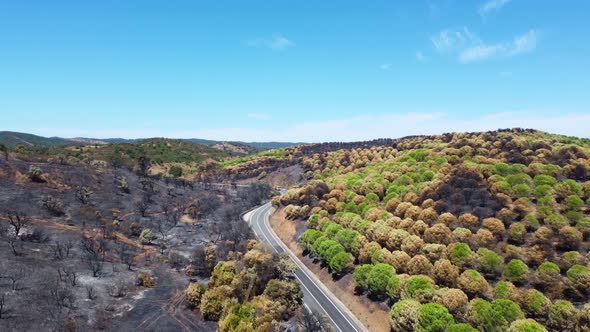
0,131,303,150
0,131,74,147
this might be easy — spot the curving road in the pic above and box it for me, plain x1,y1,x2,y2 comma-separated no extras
244,202,368,332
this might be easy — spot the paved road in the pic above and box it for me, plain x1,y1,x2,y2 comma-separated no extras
245,202,367,332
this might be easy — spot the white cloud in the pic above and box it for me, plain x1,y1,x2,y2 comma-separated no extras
245,33,294,51
247,113,271,120
431,27,479,53
379,63,392,71
479,0,511,16
32,111,590,142
432,28,538,63
416,51,428,62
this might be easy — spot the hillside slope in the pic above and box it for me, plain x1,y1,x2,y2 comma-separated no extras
271,129,590,331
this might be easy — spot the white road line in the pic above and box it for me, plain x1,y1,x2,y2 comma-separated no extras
250,206,344,332
259,206,363,332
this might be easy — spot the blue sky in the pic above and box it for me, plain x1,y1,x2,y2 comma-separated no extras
1,0,589,142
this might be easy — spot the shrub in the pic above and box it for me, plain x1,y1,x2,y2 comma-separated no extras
416,303,455,332
389,299,421,332
560,251,586,270
566,264,590,296
28,165,44,182
329,251,353,276
482,218,505,238
458,213,479,231
449,242,474,268
576,304,590,332
565,195,585,211
433,259,459,287
423,224,452,244
523,289,551,318
477,248,504,277
367,263,395,299
534,175,557,187
353,264,373,292
506,319,546,332
545,214,569,229
508,223,527,244
386,274,403,301
558,226,583,250
433,288,468,315
514,184,532,198
548,300,577,331
458,269,491,299
140,228,154,245
185,283,206,308
390,250,411,273
492,299,524,325
422,243,447,263
168,165,183,177
494,281,518,301
200,285,232,321
403,275,435,301
536,261,560,283
447,324,478,332
137,272,155,288
407,255,434,276
401,235,424,256
503,259,528,284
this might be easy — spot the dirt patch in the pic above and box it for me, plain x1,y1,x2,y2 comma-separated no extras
270,209,391,332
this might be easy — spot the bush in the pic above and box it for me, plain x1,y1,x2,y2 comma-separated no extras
508,223,527,244
28,165,44,182
566,264,590,296
137,272,155,288
523,289,551,318
200,285,232,321
367,263,395,299
168,165,183,177
140,228,154,244
558,226,583,250
329,251,353,276
492,299,524,325
353,264,373,291
447,324,478,332
389,299,421,332
548,300,577,331
506,319,546,332
403,275,435,301
416,303,455,332
386,274,403,301
458,269,491,299
185,283,206,308
503,259,528,284
433,259,459,287
433,288,468,315
477,248,504,277
536,261,560,283
407,255,434,276
494,281,517,300
449,242,474,268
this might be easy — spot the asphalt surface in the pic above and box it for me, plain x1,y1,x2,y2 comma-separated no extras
245,202,367,332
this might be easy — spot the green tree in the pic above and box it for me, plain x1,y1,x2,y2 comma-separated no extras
218,303,256,332
329,251,353,276
503,259,528,283
449,242,473,268
353,264,373,292
367,263,395,299
389,299,421,332
416,303,455,332
185,283,206,308
168,165,183,177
